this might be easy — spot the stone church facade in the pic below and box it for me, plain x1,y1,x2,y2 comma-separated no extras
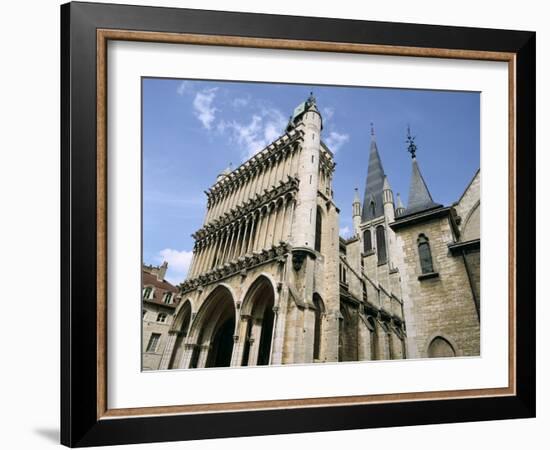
143,94,480,370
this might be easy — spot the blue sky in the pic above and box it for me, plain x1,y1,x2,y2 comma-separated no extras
143,78,479,283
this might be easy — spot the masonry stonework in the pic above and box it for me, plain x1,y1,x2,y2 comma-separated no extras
142,96,481,369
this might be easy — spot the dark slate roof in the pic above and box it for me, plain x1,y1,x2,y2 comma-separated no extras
402,158,442,217
361,138,386,221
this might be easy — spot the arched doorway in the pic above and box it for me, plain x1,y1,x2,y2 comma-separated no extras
168,300,192,369
241,276,275,366
188,286,236,368
427,336,456,358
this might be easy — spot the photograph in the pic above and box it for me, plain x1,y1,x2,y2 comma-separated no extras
141,79,481,371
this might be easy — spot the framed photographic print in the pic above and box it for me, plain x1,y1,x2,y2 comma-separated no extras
60,1,536,447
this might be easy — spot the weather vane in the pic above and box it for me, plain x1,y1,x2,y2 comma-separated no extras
406,125,417,159
370,122,375,136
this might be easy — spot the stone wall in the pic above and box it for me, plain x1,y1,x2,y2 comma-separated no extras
393,214,480,358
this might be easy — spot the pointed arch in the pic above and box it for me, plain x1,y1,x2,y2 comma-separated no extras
376,225,387,264
168,300,192,369
240,275,276,366
312,293,325,361
418,233,434,274
363,229,372,253
187,285,236,368
427,336,456,358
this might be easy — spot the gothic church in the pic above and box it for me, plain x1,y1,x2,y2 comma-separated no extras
142,94,480,370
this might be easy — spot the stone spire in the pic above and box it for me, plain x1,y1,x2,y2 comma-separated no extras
403,127,442,216
395,193,405,216
353,187,361,214
361,123,387,222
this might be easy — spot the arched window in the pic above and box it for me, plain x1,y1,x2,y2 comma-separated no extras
370,201,376,217
418,234,434,274
376,225,387,264
312,294,325,360
314,207,322,252
363,229,372,253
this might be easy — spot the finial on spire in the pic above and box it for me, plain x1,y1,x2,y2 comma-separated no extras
353,187,360,202
370,122,375,137
307,91,316,105
406,124,417,159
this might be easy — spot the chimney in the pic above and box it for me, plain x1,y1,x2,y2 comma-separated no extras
157,261,168,281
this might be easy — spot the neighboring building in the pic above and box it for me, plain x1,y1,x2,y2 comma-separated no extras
142,262,181,370
144,94,480,370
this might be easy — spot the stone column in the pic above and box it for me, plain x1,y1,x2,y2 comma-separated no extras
240,219,250,256
261,205,273,250
187,246,198,278
257,163,268,195
253,211,265,252
220,229,230,264
230,221,242,260
282,198,296,242
231,315,250,367
357,319,370,361
246,170,256,202
282,150,291,179
274,201,286,244
247,317,264,366
196,343,211,368
158,331,178,369
192,244,203,277
179,343,196,369
268,202,280,248
246,215,257,254
375,321,390,360
224,226,235,264
205,234,218,270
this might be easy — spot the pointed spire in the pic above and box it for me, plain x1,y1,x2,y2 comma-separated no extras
404,158,442,216
361,127,386,221
353,187,361,204
382,175,394,206
383,175,391,191
395,193,405,216
352,188,361,218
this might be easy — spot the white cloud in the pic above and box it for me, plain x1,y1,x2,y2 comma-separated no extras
325,131,350,153
156,248,193,284
232,97,250,108
340,226,351,237
193,88,218,129
322,106,335,122
176,81,188,96
221,108,287,160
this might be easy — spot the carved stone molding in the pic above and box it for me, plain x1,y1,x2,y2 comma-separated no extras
180,242,291,294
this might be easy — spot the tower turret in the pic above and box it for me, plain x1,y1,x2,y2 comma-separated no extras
290,93,323,250
382,176,395,222
352,187,362,236
395,193,406,216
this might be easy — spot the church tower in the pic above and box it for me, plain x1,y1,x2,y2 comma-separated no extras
359,124,396,270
